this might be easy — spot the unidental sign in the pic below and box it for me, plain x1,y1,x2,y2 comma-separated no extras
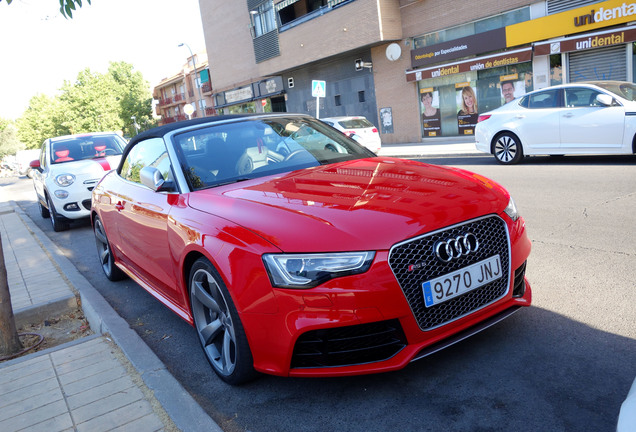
574,3,636,27
534,25,636,55
505,0,636,47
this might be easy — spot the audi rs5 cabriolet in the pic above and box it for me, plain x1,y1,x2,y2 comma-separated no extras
91,114,532,384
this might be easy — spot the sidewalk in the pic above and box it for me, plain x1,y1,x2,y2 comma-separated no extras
378,139,482,158
0,198,220,432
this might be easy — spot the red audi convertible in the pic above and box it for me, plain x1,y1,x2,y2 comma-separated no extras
91,114,531,384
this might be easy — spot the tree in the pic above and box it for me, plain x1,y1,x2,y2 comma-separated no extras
108,62,156,137
56,68,123,135
1,0,91,19
0,123,26,158
16,94,60,150
0,234,23,357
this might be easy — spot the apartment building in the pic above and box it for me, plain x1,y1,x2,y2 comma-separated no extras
199,0,636,144
153,52,215,126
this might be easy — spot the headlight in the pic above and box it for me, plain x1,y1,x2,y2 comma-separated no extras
504,197,519,221
263,251,375,289
54,173,75,187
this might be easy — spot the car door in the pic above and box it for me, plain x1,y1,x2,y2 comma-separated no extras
514,89,562,151
560,87,624,150
113,137,182,305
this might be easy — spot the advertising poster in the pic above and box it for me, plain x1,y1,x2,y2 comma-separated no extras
456,83,478,135
499,74,525,104
380,107,394,134
420,87,441,137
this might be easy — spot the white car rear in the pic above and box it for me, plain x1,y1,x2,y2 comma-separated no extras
321,116,382,153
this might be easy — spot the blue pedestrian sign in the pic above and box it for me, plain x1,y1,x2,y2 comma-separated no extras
312,80,326,98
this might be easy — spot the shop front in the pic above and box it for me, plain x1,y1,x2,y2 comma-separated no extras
407,48,533,138
405,0,636,140
214,76,287,114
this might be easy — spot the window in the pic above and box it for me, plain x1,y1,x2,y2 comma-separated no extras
358,91,365,103
251,1,277,37
120,138,173,185
522,89,561,109
335,95,341,106
564,88,602,107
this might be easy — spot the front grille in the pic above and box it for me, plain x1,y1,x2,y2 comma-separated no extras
389,215,510,331
291,319,407,368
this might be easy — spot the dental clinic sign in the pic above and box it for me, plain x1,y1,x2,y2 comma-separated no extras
506,0,636,47
573,2,636,27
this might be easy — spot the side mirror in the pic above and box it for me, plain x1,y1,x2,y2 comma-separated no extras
140,166,174,192
29,160,41,170
596,94,614,107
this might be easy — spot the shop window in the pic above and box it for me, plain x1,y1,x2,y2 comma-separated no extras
335,95,341,106
358,91,365,103
550,54,563,86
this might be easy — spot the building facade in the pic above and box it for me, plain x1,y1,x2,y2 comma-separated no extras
153,53,215,126
199,0,636,144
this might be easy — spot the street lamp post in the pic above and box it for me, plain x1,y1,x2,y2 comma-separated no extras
178,42,205,118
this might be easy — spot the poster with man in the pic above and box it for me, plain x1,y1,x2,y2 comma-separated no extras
456,83,478,135
420,88,441,137
499,74,525,105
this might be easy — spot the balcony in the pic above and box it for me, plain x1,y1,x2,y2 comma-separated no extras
202,82,212,94
205,107,216,116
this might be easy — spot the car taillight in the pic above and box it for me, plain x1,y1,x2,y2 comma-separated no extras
344,130,355,137
478,114,491,122
372,128,378,133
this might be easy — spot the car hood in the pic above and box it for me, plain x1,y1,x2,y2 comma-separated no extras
50,156,121,178
187,157,510,252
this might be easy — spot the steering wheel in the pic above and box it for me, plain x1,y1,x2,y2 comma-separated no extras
284,149,309,162
104,148,118,155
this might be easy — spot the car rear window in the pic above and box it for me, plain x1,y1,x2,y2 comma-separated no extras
338,118,374,129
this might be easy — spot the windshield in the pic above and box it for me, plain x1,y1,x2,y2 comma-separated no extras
173,116,376,190
595,82,636,101
51,135,125,164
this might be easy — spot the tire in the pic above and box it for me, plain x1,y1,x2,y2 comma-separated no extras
493,132,524,165
189,258,257,385
38,200,50,218
93,216,126,281
46,196,69,232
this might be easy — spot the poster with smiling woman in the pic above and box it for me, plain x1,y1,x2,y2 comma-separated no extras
420,87,441,137
456,83,478,135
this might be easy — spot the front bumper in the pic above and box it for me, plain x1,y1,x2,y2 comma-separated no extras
48,178,100,220
242,215,532,377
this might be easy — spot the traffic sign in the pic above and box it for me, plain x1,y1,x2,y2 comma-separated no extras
312,80,326,98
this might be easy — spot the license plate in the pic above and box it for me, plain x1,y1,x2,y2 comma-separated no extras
422,255,503,307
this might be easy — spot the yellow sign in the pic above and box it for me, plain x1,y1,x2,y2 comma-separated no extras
506,0,636,47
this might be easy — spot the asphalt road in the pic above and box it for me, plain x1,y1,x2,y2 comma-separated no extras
4,153,636,432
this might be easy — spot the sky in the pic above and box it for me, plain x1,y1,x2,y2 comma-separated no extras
0,0,207,120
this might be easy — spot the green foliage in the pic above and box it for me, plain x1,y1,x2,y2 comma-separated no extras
1,0,91,19
16,62,154,146
0,123,26,159
16,94,59,149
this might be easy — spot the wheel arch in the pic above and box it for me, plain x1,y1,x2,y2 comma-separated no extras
490,130,522,154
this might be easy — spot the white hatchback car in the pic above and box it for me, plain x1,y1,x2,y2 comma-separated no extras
30,132,126,231
475,81,636,164
321,116,382,153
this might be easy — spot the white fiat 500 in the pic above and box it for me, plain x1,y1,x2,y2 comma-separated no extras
30,132,126,231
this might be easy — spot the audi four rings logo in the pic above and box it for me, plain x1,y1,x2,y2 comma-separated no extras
434,233,479,262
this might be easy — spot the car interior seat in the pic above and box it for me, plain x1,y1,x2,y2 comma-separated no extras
53,145,74,162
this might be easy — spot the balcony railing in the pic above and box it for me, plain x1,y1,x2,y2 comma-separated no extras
201,82,212,93
205,107,216,116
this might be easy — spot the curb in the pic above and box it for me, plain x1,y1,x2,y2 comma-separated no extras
12,203,222,432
